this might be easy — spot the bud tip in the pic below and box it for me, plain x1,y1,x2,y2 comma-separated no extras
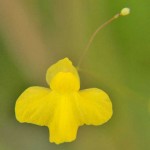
120,8,130,16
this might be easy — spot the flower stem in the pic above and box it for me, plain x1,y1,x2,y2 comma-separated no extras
77,7,130,69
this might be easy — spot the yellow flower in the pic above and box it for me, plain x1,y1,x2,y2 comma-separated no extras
15,58,113,144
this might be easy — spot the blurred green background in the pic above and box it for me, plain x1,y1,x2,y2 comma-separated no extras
0,0,150,150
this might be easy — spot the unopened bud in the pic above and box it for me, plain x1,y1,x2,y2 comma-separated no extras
120,8,130,16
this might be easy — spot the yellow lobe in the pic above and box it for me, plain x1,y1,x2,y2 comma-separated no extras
48,93,80,144
15,87,55,126
46,58,79,86
78,88,113,125
50,72,80,93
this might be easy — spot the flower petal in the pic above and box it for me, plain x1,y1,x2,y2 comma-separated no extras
78,88,113,125
15,86,57,126
46,58,79,86
48,94,80,144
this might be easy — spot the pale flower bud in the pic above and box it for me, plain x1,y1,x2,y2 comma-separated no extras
120,8,130,16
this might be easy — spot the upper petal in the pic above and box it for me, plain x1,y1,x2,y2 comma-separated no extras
46,58,80,87
78,88,113,125
15,86,58,126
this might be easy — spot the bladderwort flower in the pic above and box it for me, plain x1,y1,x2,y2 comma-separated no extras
15,7,130,144
15,58,112,144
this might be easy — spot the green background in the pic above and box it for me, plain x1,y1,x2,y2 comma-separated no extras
0,0,150,150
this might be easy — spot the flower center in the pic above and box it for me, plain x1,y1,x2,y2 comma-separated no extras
50,72,80,93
